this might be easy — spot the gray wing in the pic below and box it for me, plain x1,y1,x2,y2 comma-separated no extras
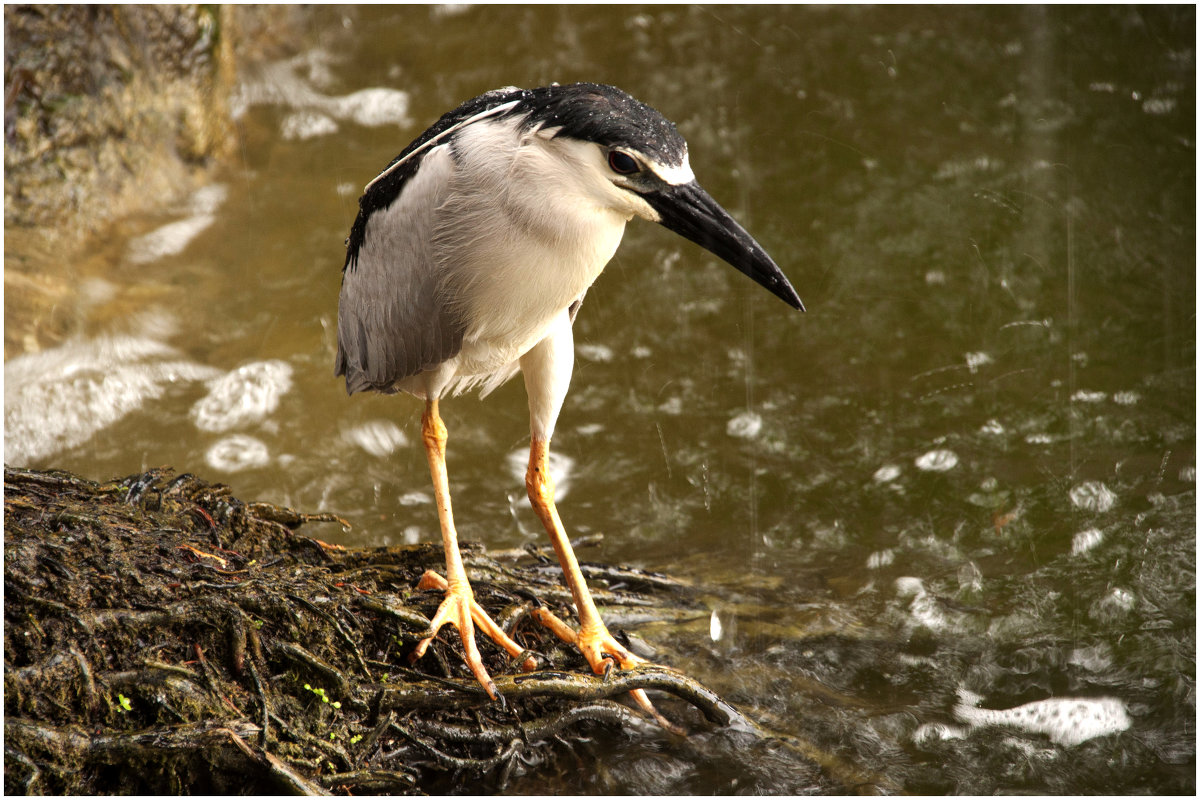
335,144,465,395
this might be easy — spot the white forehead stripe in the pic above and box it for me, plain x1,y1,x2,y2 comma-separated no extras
648,152,694,186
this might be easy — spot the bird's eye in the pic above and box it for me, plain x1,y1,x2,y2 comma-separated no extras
608,151,640,175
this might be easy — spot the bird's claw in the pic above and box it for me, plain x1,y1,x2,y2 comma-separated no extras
410,571,539,699
413,581,499,699
529,608,680,732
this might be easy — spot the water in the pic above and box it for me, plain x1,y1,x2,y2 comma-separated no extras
4,6,1194,793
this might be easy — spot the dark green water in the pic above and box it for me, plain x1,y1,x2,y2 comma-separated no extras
5,6,1194,793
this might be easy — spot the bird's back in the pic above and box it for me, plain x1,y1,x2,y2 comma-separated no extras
336,88,542,396
335,142,465,395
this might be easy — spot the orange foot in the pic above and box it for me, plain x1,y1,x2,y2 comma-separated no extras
409,570,538,700
533,606,684,735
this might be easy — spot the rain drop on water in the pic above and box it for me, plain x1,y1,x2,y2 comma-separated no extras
726,411,763,439
1069,481,1116,513
915,449,958,472
343,420,408,457
205,434,270,472
1072,527,1105,555
873,464,902,483
191,360,294,433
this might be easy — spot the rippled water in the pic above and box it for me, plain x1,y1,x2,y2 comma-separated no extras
4,6,1194,793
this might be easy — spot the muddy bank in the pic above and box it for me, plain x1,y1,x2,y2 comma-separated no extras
2,5,311,359
3,466,859,795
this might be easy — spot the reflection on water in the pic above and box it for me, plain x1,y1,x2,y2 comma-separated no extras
127,185,228,265
4,5,1194,794
920,691,1131,749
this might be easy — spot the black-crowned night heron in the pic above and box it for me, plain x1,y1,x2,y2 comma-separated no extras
335,83,801,716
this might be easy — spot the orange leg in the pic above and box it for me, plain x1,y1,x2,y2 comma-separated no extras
525,438,681,732
525,437,641,674
409,399,535,699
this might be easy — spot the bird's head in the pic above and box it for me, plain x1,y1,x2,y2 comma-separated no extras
524,83,804,311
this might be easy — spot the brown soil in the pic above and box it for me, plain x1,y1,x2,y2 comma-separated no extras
3,466,747,794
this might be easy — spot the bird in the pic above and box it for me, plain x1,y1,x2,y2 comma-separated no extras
335,82,802,714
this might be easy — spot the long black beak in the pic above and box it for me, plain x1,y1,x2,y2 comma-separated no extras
644,181,804,311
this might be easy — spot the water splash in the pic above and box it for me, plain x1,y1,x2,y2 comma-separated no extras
709,609,724,642
1090,587,1137,622
726,410,763,439
913,722,968,744
205,434,270,472
915,449,958,472
1071,527,1105,555
953,689,1131,747
506,448,575,500
1068,481,1116,513
4,335,219,464
343,420,408,457
895,577,959,632
191,360,294,433
866,549,895,569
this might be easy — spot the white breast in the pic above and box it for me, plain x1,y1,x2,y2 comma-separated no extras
431,116,629,382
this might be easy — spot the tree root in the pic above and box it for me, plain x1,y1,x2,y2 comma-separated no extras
4,466,801,795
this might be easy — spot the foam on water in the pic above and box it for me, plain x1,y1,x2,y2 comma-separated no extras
953,689,1131,746
4,335,219,464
